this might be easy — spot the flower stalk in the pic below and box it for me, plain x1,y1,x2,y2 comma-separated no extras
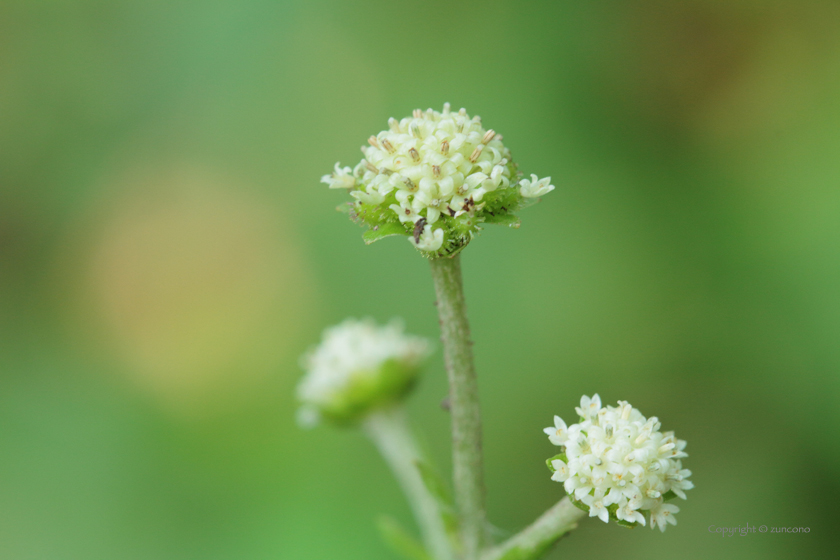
480,498,586,560
364,407,455,560
429,254,485,560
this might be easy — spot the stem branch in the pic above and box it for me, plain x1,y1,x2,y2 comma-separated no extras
481,498,586,560
429,254,485,560
364,407,454,560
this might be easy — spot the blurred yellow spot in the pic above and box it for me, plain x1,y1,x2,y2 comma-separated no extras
87,166,311,410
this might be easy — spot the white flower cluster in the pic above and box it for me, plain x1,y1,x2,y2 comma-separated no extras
297,318,429,426
321,104,555,253
545,395,693,532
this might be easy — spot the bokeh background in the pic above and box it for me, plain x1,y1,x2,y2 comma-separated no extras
2,0,839,558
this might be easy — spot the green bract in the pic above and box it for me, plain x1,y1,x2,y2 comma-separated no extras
316,358,420,425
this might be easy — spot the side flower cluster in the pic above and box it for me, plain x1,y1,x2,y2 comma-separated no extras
322,103,555,257
297,318,429,427
544,395,693,531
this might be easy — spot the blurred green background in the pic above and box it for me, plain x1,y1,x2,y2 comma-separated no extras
2,0,839,558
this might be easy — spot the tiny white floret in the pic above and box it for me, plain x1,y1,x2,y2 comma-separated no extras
650,502,679,532
519,174,555,198
409,225,444,252
550,459,570,482
580,490,612,523
543,415,569,446
321,162,356,189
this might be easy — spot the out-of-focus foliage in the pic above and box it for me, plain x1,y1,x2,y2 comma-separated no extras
1,1,838,559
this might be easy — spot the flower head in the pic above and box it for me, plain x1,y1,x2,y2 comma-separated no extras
325,104,556,257
297,318,429,426
545,395,692,531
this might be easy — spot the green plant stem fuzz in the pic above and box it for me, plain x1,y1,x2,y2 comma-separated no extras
429,254,485,560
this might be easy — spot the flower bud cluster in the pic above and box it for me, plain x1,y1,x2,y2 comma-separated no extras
322,103,555,256
545,395,693,531
297,318,429,426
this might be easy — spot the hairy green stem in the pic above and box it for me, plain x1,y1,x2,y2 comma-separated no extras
364,407,454,560
481,498,586,560
429,254,485,560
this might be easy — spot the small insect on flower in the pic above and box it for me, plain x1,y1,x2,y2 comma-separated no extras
413,218,428,244
544,395,693,531
323,103,558,257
